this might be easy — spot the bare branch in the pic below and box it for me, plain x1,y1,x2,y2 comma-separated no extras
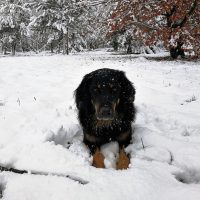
0,165,89,185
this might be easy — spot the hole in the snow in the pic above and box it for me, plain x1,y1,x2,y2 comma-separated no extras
46,125,83,148
0,101,5,106
174,170,200,184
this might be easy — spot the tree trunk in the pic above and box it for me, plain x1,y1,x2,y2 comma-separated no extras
127,45,132,54
63,33,66,54
112,36,118,51
63,29,69,55
126,35,132,54
50,43,54,53
36,41,39,54
2,44,6,55
57,43,61,54
66,27,69,55
11,43,16,56
170,42,185,59
20,38,25,52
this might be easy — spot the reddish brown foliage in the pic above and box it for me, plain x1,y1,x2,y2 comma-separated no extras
109,0,200,57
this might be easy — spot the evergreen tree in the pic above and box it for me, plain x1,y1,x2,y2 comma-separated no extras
27,0,88,54
0,0,30,55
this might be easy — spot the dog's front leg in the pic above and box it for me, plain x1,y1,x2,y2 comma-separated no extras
84,133,105,168
92,148,105,168
116,146,130,170
116,130,131,170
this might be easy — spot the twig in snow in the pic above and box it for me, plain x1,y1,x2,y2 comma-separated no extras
141,138,145,150
17,98,21,106
0,165,88,185
168,150,174,165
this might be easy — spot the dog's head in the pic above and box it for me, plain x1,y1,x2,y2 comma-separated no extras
75,68,135,125
89,73,121,120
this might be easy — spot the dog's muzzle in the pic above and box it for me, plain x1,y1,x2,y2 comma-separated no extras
97,105,114,120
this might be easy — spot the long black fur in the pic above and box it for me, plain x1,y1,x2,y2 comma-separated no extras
75,68,136,153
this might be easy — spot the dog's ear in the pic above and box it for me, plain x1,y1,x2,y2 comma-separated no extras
119,71,135,102
74,74,92,109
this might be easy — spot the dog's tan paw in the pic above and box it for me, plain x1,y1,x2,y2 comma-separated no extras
92,149,105,168
116,148,130,170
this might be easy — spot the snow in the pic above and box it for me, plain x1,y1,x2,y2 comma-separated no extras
0,50,200,199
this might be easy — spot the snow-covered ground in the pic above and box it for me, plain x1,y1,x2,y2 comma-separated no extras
0,50,200,200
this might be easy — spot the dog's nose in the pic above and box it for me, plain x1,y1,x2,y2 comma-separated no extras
101,106,112,116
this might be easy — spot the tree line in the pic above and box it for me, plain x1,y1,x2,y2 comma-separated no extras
0,0,199,58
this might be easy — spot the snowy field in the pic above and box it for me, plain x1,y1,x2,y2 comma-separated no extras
0,50,200,200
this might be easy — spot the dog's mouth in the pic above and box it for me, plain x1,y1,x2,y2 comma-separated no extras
96,106,114,120
96,116,114,121
94,101,118,121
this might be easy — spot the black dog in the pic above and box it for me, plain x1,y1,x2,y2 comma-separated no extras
75,68,136,169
